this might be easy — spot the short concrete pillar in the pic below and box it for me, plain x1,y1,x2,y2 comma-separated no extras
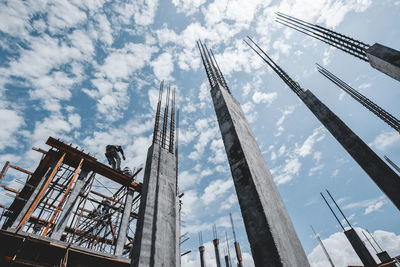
51,170,90,240
213,239,221,267
344,228,376,267
377,251,396,266
114,188,134,256
131,144,179,267
366,43,400,82
199,246,206,267
300,90,400,210
224,255,230,267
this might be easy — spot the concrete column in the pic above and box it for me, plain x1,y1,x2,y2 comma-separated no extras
210,83,310,267
213,239,221,267
366,43,400,82
51,170,90,240
377,251,396,267
199,246,206,267
114,188,134,256
344,228,376,267
300,90,400,210
224,255,230,267
131,144,178,267
10,161,57,230
234,242,243,267
176,197,181,267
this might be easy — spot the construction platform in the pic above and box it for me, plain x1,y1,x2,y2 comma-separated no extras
0,137,143,266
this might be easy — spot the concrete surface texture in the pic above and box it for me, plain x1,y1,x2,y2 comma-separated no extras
300,90,400,210
366,43,400,82
210,82,310,267
131,144,179,267
344,228,377,267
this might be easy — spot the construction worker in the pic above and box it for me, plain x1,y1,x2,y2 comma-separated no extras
105,145,126,171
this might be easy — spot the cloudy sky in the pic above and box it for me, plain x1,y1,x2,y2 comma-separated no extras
0,0,399,266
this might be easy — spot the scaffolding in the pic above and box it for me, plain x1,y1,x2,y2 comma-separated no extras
0,137,143,266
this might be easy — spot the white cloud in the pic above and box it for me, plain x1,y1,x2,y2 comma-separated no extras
273,39,291,55
93,13,113,46
189,119,218,160
114,0,158,26
276,105,295,126
358,83,371,90
47,0,87,33
172,0,206,15
308,164,324,176
331,169,339,177
99,43,157,82
369,131,400,151
273,156,301,185
297,127,325,157
308,228,400,267
342,195,388,215
151,52,175,81
252,91,277,105
208,139,226,164
0,109,25,150
322,47,335,66
201,178,233,205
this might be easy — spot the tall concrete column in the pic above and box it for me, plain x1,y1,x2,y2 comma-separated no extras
131,144,179,267
344,228,377,267
300,90,400,210
210,83,310,266
366,43,400,82
51,170,90,240
115,188,134,256
10,160,58,230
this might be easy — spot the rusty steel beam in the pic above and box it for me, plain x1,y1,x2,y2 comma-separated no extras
32,147,47,154
0,185,20,195
0,161,10,184
16,153,66,231
9,164,33,176
42,158,84,236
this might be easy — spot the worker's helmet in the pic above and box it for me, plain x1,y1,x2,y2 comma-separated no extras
123,167,132,176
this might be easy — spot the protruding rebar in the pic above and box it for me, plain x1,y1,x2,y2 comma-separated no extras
320,192,345,231
317,64,400,133
197,40,231,94
175,109,179,192
384,155,400,174
311,225,335,267
225,231,232,267
153,81,164,144
169,88,176,153
200,41,218,87
276,12,370,61
362,230,378,254
366,229,384,252
244,36,305,96
326,189,352,228
210,50,231,93
161,85,171,149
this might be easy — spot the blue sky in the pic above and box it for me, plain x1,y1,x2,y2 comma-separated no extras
0,0,399,266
